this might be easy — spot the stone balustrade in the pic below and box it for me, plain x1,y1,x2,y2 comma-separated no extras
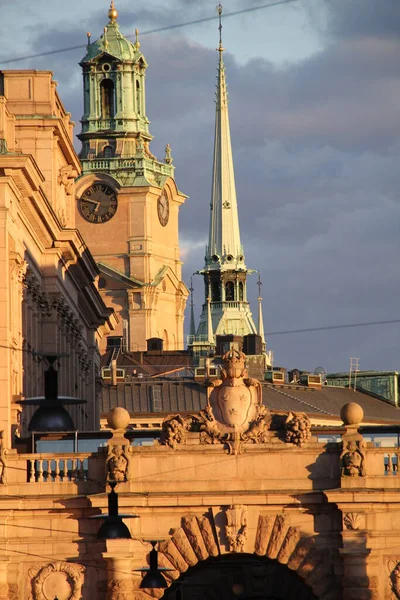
26,453,90,483
0,440,398,494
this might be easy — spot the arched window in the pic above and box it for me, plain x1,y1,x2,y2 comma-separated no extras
211,281,221,302
103,145,113,158
238,282,244,301
225,281,234,301
136,80,141,115
100,79,114,119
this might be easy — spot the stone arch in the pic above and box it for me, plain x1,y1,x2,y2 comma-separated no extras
136,513,339,600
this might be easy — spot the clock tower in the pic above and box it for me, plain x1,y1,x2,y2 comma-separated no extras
75,2,188,352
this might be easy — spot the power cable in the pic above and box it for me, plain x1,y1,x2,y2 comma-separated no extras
0,0,299,66
265,318,400,337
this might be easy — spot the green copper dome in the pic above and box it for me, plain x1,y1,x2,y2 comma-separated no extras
81,21,138,64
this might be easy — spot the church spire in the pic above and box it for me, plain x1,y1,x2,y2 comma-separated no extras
189,278,196,339
257,272,266,351
207,4,244,271
192,4,262,350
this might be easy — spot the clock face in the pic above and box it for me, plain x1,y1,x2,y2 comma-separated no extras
78,183,118,224
157,192,169,227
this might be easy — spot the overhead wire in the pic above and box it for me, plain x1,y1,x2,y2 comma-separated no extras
0,0,299,65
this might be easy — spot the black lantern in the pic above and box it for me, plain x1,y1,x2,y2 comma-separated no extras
92,481,138,539
137,541,169,589
19,354,85,432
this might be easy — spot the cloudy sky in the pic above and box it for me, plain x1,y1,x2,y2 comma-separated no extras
2,0,400,373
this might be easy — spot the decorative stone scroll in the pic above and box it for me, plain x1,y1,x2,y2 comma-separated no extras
284,412,311,447
224,505,248,552
29,561,85,600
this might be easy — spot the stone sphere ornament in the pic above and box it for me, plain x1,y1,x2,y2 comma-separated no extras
340,402,364,426
107,407,130,430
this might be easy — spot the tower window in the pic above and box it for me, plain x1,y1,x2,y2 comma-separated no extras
211,281,221,302
136,80,141,115
100,79,114,119
239,281,244,301
225,281,234,301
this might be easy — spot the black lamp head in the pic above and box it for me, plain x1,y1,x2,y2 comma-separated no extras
140,569,168,589
93,480,138,540
139,541,169,589
96,516,132,540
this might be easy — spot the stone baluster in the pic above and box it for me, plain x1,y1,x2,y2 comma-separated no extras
29,460,35,482
37,459,43,483
54,458,60,482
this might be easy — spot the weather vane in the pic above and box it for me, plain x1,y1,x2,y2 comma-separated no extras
217,3,224,53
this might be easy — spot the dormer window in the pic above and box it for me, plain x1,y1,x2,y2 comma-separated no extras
100,79,114,119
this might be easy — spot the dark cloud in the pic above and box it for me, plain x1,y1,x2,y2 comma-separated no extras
3,1,400,372
325,0,400,41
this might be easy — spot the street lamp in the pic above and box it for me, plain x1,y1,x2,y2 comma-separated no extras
91,481,138,539
137,540,170,589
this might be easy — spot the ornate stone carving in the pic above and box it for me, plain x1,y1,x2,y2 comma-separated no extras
277,526,301,564
0,431,7,484
58,165,77,196
197,515,219,557
388,560,400,599
158,539,189,573
29,561,85,600
266,514,287,559
254,514,273,556
182,516,209,561
284,412,311,446
341,439,366,477
106,444,134,482
159,351,272,454
160,414,191,449
224,505,247,553
164,143,173,164
171,529,198,567
343,512,362,530
287,537,315,571
106,578,134,600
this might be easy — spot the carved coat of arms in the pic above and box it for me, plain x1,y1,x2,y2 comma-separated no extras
160,349,272,454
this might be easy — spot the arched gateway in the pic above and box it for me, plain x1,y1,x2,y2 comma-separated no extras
162,553,318,600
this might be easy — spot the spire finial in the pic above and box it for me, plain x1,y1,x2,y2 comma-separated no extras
108,1,118,23
217,4,224,54
135,28,140,48
257,271,262,300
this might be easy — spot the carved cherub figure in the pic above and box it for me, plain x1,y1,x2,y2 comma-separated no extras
106,445,128,482
340,440,366,477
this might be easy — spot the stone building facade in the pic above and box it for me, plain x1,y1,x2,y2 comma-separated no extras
0,350,400,599
0,69,115,438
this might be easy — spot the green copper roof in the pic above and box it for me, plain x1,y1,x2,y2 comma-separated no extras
81,21,139,63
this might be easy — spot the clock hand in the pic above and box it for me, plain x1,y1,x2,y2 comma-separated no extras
82,197,100,208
